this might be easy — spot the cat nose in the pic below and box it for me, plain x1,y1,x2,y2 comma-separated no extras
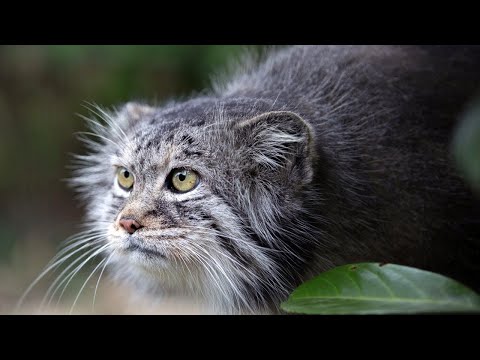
119,218,143,234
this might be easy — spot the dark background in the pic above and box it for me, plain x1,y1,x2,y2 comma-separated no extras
0,45,263,314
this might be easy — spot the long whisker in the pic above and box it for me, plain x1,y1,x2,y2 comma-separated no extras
92,250,115,312
81,102,135,153
15,236,104,311
54,243,111,308
77,112,123,148
58,229,102,248
48,232,105,268
70,257,108,315
74,131,121,149
42,241,105,308
94,105,131,142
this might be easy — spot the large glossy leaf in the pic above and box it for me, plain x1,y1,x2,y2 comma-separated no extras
281,263,480,314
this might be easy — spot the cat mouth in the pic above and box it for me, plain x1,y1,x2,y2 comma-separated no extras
124,236,166,258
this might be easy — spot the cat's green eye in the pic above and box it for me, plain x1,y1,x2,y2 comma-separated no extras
117,167,134,190
170,169,199,193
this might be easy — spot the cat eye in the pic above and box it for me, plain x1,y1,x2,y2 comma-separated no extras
117,167,134,191
170,168,199,193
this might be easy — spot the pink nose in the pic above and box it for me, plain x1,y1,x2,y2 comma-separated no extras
119,218,143,234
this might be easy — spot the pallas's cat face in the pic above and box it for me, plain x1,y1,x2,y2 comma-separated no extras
70,100,316,313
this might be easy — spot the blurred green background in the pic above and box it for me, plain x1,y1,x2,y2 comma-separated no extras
0,45,262,314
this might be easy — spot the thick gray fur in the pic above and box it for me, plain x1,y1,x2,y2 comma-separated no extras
69,46,480,314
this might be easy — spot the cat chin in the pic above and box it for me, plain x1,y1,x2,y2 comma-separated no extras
113,247,172,272
110,250,201,295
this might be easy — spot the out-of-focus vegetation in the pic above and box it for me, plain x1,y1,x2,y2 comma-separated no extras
0,45,260,314
453,95,480,195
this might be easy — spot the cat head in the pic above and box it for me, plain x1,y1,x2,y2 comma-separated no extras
70,98,318,313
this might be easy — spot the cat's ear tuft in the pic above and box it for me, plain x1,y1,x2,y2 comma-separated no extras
236,111,315,184
116,102,156,129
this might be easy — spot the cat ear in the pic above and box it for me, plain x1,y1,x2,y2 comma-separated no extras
236,111,315,184
116,102,155,129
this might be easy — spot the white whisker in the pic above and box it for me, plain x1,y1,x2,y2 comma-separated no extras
74,131,121,149
70,257,108,314
43,241,105,308
54,243,111,309
15,236,104,312
92,250,115,312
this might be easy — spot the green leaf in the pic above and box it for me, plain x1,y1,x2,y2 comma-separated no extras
281,263,480,314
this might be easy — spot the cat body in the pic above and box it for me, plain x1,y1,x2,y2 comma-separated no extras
71,46,480,314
